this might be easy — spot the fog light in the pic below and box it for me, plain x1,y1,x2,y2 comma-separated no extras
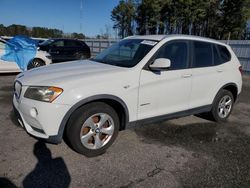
30,108,38,118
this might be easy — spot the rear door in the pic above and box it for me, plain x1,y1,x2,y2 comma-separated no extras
64,40,83,60
189,41,225,109
49,40,66,62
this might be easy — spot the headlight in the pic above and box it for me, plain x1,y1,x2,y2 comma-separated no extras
24,86,63,102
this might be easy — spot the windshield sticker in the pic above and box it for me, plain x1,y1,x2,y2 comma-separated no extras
141,40,157,46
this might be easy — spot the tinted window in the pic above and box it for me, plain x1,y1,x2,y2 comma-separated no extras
155,40,188,70
217,45,231,63
213,44,222,65
193,41,213,68
51,40,64,47
65,40,82,47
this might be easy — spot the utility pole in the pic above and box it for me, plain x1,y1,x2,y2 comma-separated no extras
80,0,83,33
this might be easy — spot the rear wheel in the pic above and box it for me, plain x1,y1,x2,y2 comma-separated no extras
27,59,45,70
66,102,119,157
198,90,234,122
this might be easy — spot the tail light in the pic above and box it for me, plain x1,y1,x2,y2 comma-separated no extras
239,66,243,75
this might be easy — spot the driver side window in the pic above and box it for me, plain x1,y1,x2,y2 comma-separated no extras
155,40,188,70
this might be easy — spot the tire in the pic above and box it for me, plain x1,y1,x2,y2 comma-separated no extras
27,59,46,70
65,102,120,157
199,89,234,122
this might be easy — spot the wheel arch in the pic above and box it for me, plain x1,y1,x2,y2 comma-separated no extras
56,94,130,142
213,83,238,104
27,58,45,69
30,57,45,64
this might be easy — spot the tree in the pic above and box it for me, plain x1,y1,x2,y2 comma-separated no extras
71,32,85,39
136,0,161,34
219,0,250,39
0,24,85,39
111,0,250,39
111,0,136,38
6,24,29,36
0,24,7,36
219,0,243,39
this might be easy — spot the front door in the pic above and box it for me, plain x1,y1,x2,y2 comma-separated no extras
138,40,192,120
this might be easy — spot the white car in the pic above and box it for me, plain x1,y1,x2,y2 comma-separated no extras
0,38,52,73
13,35,242,156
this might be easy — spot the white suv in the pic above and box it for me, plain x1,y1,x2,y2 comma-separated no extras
13,35,242,156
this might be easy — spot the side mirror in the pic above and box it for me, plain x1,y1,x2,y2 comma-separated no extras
149,58,171,71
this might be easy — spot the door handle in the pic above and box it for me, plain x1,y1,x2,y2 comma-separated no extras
182,74,192,78
217,70,223,73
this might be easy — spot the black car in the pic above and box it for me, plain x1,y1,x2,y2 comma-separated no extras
39,38,91,62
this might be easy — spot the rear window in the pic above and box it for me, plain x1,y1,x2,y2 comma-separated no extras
217,45,231,63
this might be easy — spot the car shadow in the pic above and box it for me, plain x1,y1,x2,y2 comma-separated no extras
0,177,17,188
9,110,20,127
134,120,250,186
22,141,71,188
134,121,218,146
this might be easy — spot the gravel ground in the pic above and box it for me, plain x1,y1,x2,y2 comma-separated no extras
0,73,249,188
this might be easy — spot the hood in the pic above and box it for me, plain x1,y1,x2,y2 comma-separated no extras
16,60,127,86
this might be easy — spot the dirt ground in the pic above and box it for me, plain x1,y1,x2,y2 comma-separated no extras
0,73,249,188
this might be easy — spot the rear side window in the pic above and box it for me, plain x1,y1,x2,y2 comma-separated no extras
217,45,231,63
51,40,64,47
155,40,188,70
193,41,213,68
65,40,83,47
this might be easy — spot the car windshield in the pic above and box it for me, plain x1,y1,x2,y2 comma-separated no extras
92,39,157,68
40,39,54,46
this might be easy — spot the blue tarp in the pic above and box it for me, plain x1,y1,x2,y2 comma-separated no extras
0,35,38,71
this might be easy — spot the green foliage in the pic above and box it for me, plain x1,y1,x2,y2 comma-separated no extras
136,0,162,34
111,0,136,38
219,0,249,39
0,25,85,39
71,32,85,39
112,0,250,39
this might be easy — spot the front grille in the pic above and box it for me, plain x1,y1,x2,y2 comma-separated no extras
14,81,22,99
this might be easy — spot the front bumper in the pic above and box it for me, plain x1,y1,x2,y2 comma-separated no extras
13,92,71,144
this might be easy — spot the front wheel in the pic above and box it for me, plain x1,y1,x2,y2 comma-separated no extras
65,102,119,157
27,59,45,70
